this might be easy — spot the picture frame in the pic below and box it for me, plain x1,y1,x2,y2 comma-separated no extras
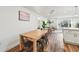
19,10,30,21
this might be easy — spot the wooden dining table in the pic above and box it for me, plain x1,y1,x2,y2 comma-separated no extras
20,29,48,52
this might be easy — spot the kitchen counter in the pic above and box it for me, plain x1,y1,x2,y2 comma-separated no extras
62,28,79,31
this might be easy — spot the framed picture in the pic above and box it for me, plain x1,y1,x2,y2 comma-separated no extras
19,10,30,21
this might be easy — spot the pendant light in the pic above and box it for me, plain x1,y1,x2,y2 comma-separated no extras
74,6,78,17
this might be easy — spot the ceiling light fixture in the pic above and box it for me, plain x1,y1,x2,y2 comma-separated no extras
74,6,78,17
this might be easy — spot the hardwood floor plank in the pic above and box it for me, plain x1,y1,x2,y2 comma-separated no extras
64,44,79,52
64,44,69,52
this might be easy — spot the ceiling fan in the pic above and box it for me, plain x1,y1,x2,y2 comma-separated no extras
47,9,55,20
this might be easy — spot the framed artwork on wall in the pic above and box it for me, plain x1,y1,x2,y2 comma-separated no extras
19,10,30,21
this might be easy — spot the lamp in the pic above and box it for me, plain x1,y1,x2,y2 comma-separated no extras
74,6,78,17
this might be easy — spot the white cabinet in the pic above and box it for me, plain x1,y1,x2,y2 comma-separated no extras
63,29,79,45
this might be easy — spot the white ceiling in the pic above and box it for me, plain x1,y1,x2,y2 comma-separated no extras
25,6,79,18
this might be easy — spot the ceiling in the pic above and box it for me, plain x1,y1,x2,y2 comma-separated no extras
25,6,79,18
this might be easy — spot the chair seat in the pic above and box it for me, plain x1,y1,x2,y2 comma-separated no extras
37,36,48,52
24,41,33,48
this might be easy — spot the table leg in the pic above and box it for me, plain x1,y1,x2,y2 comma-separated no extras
33,41,37,52
19,35,24,51
19,43,22,51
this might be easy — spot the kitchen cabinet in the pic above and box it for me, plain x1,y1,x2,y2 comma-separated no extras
63,28,79,45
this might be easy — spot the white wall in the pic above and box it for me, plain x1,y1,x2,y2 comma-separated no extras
0,6,41,51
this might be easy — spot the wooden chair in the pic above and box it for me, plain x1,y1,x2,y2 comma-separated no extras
37,32,49,52
20,35,33,52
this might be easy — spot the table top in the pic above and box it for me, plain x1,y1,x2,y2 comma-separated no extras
21,29,48,41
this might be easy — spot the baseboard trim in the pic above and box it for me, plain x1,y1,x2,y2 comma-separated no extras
64,40,79,46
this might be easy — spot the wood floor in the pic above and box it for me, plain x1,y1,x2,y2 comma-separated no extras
7,45,21,52
64,43,79,52
7,43,79,52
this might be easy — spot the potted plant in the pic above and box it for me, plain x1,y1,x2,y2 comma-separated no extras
42,21,47,29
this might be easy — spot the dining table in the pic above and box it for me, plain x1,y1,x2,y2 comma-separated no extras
20,29,48,52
